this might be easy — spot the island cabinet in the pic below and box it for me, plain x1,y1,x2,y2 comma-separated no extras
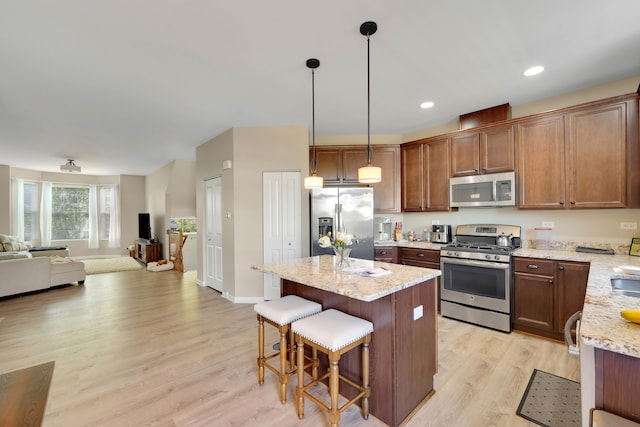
516,95,639,209
450,123,515,177
282,277,437,427
312,145,401,213
401,137,452,212
253,256,440,427
512,257,589,341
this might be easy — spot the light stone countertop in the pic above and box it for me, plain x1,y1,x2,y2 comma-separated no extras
375,240,449,251
512,248,640,359
252,255,440,303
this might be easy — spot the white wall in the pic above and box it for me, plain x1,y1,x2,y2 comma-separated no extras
397,208,640,252
195,125,309,301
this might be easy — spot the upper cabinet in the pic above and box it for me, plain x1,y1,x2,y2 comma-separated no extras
401,137,452,212
517,96,639,209
450,124,515,177
311,145,401,213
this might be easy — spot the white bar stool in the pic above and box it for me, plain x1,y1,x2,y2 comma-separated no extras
292,308,374,427
254,295,322,404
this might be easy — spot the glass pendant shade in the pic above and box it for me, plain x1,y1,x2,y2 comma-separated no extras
358,165,381,183
304,174,323,189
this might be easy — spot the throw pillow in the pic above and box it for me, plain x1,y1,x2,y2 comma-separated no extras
0,234,31,252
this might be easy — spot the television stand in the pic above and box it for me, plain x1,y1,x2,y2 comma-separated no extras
135,241,162,264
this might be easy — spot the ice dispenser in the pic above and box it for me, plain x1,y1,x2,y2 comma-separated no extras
318,217,333,238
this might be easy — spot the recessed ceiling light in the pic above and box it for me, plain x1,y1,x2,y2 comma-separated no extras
523,66,544,77
420,101,435,109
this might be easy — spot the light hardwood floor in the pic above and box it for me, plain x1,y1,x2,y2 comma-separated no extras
0,268,580,427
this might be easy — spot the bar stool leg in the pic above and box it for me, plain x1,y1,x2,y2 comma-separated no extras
296,337,305,419
362,340,370,419
329,353,341,427
278,326,288,404
257,316,265,385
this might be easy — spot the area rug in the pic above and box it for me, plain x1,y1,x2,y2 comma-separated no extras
81,257,142,275
516,369,581,427
0,361,55,427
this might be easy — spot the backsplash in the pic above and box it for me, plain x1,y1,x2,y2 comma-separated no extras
522,239,631,255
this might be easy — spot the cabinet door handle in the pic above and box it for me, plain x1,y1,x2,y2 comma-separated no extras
558,266,565,270
559,201,565,205
380,251,387,255
417,253,425,257
570,200,576,205
548,280,553,284
527,264,540,269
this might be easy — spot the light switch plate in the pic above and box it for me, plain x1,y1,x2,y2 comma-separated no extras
542,221,555,228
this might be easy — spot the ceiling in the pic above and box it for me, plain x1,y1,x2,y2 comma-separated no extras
2,1,640,176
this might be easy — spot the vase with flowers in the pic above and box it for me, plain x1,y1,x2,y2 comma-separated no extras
318,230,358,269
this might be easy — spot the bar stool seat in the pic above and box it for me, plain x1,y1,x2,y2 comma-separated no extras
292,309,374,427
254,295,322,404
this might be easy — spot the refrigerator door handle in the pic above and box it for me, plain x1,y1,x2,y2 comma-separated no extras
335,203,342,232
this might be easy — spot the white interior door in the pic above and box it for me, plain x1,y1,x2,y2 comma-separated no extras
263,171,301,300
205,177,223,292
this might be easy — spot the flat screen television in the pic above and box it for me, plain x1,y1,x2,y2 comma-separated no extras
138,213,151,242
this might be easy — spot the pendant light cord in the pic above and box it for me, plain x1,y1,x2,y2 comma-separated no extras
311,66,317,174
366,33,372,166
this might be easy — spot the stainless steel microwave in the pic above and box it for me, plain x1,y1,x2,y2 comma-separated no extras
450,171,516,207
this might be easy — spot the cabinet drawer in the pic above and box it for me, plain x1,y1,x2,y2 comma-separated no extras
399,248,440,264
513,258,554,275
375,246,398,263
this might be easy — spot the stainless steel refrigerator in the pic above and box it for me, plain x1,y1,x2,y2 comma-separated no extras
310,187,374,260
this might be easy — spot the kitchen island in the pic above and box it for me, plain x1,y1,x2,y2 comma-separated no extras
252,255,440,427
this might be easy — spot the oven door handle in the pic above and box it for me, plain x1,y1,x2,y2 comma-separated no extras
441,258,510,270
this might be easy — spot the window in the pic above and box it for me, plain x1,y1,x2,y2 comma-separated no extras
99,187,111,240
23,182,38,242
51,185,90,240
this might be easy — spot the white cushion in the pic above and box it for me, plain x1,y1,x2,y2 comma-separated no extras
254,295,322,325
292,309,374,352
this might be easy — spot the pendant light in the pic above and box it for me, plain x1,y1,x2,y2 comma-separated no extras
304,58,323,189
358,21,382,184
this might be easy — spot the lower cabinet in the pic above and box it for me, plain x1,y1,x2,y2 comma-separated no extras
399,247,441,310
374,246,398,264
513,257,589,341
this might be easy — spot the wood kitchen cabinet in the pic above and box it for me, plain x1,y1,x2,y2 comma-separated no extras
311,145,401,213
450,124,515,177
401,137,452,212
399,247,441,310
594,348,640,423
517,95,639,209
513,257,589,341
371,146,401,213
374,246,398,263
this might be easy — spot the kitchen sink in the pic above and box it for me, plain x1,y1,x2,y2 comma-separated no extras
611,277,640,298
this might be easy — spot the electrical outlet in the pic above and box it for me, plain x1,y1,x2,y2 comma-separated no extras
431,220,440,225
542,221,555,228
620,222,637,230
413,305,423,320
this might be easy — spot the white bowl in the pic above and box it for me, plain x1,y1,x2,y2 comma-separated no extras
618,265,640,275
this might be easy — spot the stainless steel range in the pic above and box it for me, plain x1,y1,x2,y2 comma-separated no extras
440,224,521,332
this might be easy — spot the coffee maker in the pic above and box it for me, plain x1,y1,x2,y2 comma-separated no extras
431,224,452,244
374,218,393,242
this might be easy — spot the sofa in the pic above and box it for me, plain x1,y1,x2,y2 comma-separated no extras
0,234,85,298
0,234,70,258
